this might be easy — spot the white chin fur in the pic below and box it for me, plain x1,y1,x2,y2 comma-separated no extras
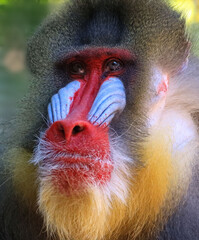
31,131,133,203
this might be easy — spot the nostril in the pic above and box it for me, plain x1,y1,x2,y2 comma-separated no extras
46,120,90,143
57,123,65,140
72,125,85,135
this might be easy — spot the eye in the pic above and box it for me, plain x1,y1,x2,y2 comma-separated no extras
104,59,123,73
68,61,85,76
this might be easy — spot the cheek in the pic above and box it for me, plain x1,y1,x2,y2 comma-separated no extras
48,80,82,124
88,77,126,126
48,77,126,127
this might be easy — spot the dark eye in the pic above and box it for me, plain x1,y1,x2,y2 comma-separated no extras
68,62,85,75
105,59,123,73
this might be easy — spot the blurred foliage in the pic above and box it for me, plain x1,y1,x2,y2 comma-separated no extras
168,0,199,24
0,1,51,126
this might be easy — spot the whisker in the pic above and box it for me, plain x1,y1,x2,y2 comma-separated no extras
38,110,49,126
0,176,12,189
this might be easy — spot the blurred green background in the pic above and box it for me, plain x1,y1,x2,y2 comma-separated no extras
0,0,199,128
0,1,65,127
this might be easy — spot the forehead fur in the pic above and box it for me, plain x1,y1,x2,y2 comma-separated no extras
27,0,189,77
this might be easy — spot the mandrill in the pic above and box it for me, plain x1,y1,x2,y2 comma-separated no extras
1,0,199,239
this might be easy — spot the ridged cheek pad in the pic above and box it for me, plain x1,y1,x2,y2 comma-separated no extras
48,77,126,126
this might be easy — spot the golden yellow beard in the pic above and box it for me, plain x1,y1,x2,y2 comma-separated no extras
39,182,127,240
38,127,195,240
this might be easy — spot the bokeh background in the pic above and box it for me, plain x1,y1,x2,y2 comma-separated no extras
0,0,199,133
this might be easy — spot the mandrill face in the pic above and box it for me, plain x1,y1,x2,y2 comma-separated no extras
32,48,134,196
32,48,169,198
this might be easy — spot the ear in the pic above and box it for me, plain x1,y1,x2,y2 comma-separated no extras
147,68,168,126
176,41,191,75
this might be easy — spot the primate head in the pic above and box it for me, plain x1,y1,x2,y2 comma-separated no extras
12,0,196,239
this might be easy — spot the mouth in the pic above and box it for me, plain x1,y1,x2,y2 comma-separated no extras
39,152,114,194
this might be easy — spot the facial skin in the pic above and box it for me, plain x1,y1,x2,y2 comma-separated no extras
1,1,199,240
32,47,169,196
43,49,129,192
